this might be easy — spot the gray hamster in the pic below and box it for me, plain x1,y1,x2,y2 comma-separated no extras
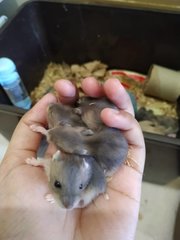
26,150,106,209
29,97,128,208
49,150,106,209
75,97,118,131
48,125,128,176
33,97,128,176
47,102,85,128
47,97,128,176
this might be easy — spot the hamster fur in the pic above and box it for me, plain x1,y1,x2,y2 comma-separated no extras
49,151,106,209
48,125,128,176
28,97,128,208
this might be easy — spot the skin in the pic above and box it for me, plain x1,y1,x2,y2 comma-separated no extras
0,77,145,240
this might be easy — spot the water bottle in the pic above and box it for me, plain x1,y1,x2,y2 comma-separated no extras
0,57,32,109
0,15,8,28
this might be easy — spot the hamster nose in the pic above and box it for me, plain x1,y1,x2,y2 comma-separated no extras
62,196,73,209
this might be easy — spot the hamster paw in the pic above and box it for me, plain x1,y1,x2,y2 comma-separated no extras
45,194,55,204
30,124,47,135
106,176,113,182
81,129,94,136
78,148,89,155
58,120,71,127
103,192,110,200
25,157,38,166
25,157,45,167
73,107,82,115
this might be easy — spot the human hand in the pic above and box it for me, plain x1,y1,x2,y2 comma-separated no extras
0,77,145,240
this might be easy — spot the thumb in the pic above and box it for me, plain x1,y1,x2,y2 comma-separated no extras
101,108,145,173
2,93,57,168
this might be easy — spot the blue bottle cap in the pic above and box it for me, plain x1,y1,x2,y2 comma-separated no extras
0,57,16,79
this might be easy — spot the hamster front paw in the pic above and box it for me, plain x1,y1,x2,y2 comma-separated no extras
25,157,44,167
30,124,48,135
45,193,55,204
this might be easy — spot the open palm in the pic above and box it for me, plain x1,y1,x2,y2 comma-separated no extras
0,78,145,240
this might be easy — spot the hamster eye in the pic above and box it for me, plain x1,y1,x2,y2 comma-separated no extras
79,183,83,190
54,180,62,189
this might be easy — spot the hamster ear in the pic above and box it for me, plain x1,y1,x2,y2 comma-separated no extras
82,158,90,171
52,150,61,161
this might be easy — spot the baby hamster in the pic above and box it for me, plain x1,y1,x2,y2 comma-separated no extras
75,97,117,131
51,97,128,176
29,97,128,208
31,97,128,176
48,125,128,176
47,102,85,128
26,150,106,209
49,150,106,209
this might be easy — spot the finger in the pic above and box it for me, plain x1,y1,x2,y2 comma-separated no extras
101,108,145,202
101,108,143,147
101,108,145,172
2,93,57,166
103,78,134,116
54,79,78,105
81,77,105,97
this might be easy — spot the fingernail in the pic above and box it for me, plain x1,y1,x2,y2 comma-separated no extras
107,108,120,115
57,80,76,97
107,78,121,85
102,108,120,117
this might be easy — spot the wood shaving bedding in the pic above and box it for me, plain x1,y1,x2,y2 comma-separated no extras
30,60,177,120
